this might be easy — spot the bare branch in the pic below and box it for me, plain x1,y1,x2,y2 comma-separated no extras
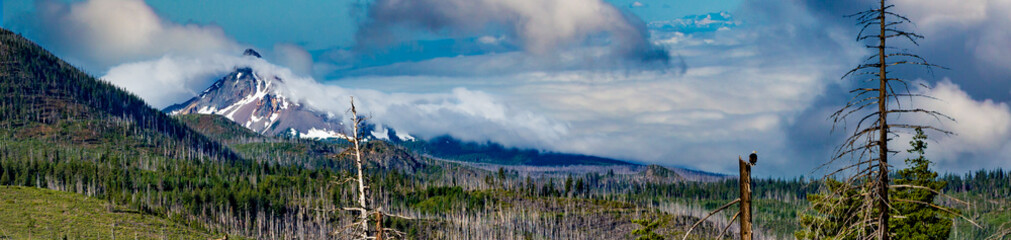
889,184,970,206
718,211,741,239
681,198,740,240
887,124,953,135
891,198,981,228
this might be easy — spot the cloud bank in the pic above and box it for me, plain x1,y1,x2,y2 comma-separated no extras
891,80,1011,173
102,54,256,108
31,0,242,71
766,0,1011,175
101,54,568,150
789,0,1011,102
28,0,322,76
356,0,668,62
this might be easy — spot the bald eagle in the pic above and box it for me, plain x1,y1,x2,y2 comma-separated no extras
749,151,758,165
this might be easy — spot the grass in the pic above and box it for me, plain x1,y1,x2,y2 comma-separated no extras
0,186,215,239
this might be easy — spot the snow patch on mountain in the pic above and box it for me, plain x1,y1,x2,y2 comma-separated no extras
396,132,416,141
165,50,416,142
301,127,347,140
371,127,390,140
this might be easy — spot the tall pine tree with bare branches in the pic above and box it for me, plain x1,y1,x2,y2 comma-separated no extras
813,0,955,239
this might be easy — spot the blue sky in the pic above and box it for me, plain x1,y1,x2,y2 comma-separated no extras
3,0,1011,177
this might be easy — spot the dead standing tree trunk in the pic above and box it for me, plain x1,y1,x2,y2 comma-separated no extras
339,96,371,239
873,1,890,237
739,154,754,240
682,152,756,240
336,97,411,240
824,0,953,239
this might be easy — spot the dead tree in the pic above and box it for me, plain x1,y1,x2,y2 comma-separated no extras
822,0,959,239
682,153,756,240
346,96,371,239
739,153,754,239
336,97,413,240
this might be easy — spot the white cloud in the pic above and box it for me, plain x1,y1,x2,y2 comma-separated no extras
270,43,314,77
101,54,568,150
477,35,506,45
101,54,264,108
893,0,1011,74
358,0,664,61
892,0,989,33
894,80,1011,173
33,0,242,71
335,27,849,175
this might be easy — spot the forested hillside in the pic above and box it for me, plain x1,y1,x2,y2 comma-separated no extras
0,30,237,162
0,28,347,238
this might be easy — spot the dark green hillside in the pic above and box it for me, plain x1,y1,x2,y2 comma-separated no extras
0,28,238,162
0,28,355,238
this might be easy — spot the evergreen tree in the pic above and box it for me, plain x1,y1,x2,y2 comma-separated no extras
564,175,573,197
890,128,952,239
631,218,664,240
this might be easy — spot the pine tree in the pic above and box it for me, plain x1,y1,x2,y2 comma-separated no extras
890,128,952,239
631,218,664,240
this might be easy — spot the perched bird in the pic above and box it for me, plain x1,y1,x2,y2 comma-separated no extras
749,151,758,165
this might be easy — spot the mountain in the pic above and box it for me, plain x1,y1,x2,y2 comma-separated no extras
165,49,348,139
164,50,650,167
174,114,262,143
163,51,726,173
0,28,239,162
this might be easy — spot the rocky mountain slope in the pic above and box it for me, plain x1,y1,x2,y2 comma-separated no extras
165,49,349,139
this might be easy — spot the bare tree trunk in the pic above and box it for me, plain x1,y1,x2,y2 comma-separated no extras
739,157,752,240
376,211,383,240
876,0,890,238
349,97,370,238
828,1,955,239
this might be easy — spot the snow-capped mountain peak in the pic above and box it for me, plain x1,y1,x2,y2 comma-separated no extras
165,65,346,139
165,50,413,141
164,49,414,141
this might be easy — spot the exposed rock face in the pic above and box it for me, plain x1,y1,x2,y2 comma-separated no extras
242,48,262,58
165,67,347,139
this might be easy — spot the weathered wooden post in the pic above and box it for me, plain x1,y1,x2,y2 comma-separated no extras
681,151,757,240
376,211,384,240
739,152,756,240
